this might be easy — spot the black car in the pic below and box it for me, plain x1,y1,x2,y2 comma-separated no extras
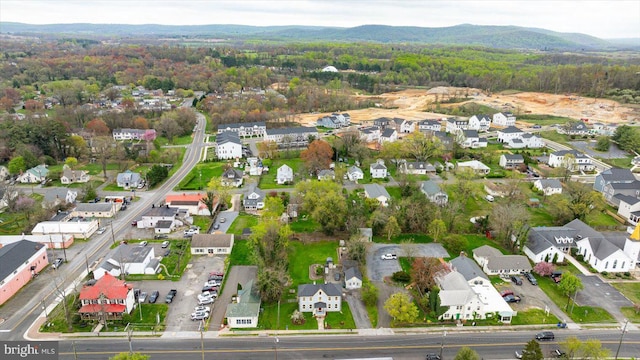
503,294,522,303
525,272,538,285
202,285,219,293
148,290,159,303
165,289,177,303
511,275,523,285
425,354,441,360
536,331,555,341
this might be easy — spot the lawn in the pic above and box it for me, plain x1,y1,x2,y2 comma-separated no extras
539,131,571,145
178,162,227,190
120,303,169,332
160,239,191,279
66,180,104,189
611,282,640,304
257,301,317,330
258,158,305,189
620,307,640,323
528,206,555,227
537,274,614,323
324,302,357,330
227,213,259,235
374,233,433,244
156,134,193,146
192,215,214,233
0,211,29,235
289,216,321,233
385,186,402,202
510,308,559,325
288,241,338,288
228,239,253,266
516,114,575,126
599,156,633,169
80,163,120,175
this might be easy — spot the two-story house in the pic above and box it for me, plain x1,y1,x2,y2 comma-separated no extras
418,119,442,134
420,180,448,206
244,187,265,212
594,168,637,193
18,164,49,184
264,127,318,147
499,154,525,170
346,166,364,181
94,244,159,279
60,168,90,184
216,122,266,138
297,283,342,316
116,171,142,189
468,114,492,132
379,128,399,144
373,117,392,130
136,205,179,229
497,126,524,143
445,118,471,133
216,131,243,160
221,168,244,188
533,179,563,196
359,126,381,143
277,164,294,185
492,112,516,127
369,160,388,179
112,128,157,141
78,273,135,321
548,150,595,171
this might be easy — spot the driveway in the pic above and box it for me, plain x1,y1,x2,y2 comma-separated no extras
210,210,238,234
209,265,258,331
576,275,632,322
366,243,449,281
344,291,372,329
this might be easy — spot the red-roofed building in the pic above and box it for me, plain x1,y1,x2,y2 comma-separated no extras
165,193,214,216
78,273,134,320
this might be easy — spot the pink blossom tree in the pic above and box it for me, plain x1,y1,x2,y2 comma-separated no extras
533,261,555,276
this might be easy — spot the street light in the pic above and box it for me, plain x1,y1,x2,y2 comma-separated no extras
614,319,629,360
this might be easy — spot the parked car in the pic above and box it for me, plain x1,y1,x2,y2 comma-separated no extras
551,271,563,283
161,240,170,248
198,297,214,305
138,292,148,303
163,250,171,257
191,311,210,321
96,227,107,235
381,253,397,260
219,217,226,223
198,292,215,301
52,258,64,269
213,223,220,230
552,349,566,358
131,221,138,226
525,272,538,285
533,125,542,129
149,290,159,303
165,289,177,303
511,275,523,285
139,241,148,246
536,331,555,341
485,194,495,202
184,228,199,236
194,306,211,313
155,235,169,240
425,354,441,360
202,285,219,293
500,290,514,297
503,294,522,303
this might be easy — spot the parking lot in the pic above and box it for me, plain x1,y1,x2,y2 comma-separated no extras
366,243,449,281
576,275,631,322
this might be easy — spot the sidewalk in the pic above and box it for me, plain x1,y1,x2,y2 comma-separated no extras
563,253,594,276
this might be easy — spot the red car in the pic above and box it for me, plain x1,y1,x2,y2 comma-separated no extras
500,290,514,297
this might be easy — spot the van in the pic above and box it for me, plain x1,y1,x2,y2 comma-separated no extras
535,331,555,341
485,195,495,202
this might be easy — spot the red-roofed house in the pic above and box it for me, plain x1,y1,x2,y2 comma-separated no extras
165,193,213,216
78,273,134,320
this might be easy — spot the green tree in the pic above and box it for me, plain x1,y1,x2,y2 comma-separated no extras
559,336,582,360
83,183,98,203
296,180,347,234
558,272,584,310
361,280,378,307
594,136,611,151
442,234,468,257
346,235,367,264
383,292,418,324
64,156,78,169
202,191,216,218
454,346,481,360
579,339,610,360
403,131,444,161
612,125,640,153
522,339,543,360
8,156,26,174
383,215,401,241
109,353,150,360
263,196,285,220
428,219,446,243
147,165,168,187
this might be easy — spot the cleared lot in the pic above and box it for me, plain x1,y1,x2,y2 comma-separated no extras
367,243,449,281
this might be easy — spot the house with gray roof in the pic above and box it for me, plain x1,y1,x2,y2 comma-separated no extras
363,184,391,207
369,159,387,179
594,168,636,193
418,119,441,133
576,223,639,273
317,169,335,181
116,170,142,189
450,255,488,284
603,181,640,206
216,131,242,160
243,187,265,212
0,240,48,306
548,150,595,171
264,127,318,147
191,234,235,255
472,245,531,275
276,164,294,185
61,168,90,184
524,225,577,264
499,154,524,169
558,120,590,136
72,202,118,218
297,283,342,316
346,166,364,181
533,179,563,196
420,180,448,206
344,266,363,290
617,195,640,225
226,279,261,328
399,160,436,175
137,205,179,229
379,128,398,144
217,121,266,138
221,168,244,187
43,188,78,207
93,244,158,280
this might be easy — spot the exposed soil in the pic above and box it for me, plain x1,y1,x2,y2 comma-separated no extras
294,87,639,126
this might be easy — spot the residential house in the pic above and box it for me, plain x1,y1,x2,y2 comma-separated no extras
297,283,342,316
0,240,48,306
493,112,516,127
0,165,10,181
244,187,265,212
594,168,637,193
499,154,525,170
576,222,640,273
398,160,436,175
518,133,545,149
533,179,563,196
344,266,363,290
216,131,243,160
591,122,617,136
602,181,640,206
166,193,211,216
558,121,590,136
18,164,49,184
277,164,294,185
617,196,640,225
369,160,388,179
60,168,90,184
468,114,492,132
418,119,442,133
264,127,318,147
373,117,392,129
524,226,578,264
379,128,398,144
112,128,157,141
400,120,416,133
497,126,524,143
420,180,449,206
191,234,235,255
346,166,364,181
458,130,487,148
78,273,135,320
43,188,78,208
316,113,350,128
548,150,595,171
363,184,391,207
472,245,532,275
72,202,118,218
445,118,471,133
317,169,335,181
94,244,159,279
116,171,142,189
32,220,99,239
457,160,490,175
246,157,264,176
225,278,261,328
434,131,454,149
136,205,179,229
221,168,244,188
216,122,266,138
359,126,381,143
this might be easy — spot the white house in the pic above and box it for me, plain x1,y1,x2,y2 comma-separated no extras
497,126,524,143
468,115,492,132
317,169,335,181
191,234,235,255
400,120,416,133
548,150,595,172
60,168,90,184
317,113,350,128
418,119,442,133
221,168,244,188
264,127,318,147
533,179,563,196
493,112,516,127
379,128,399,144
346,166,364,181
369,160,388,179
399,160,436,175
43,188,78,208
359,126,381,143
18,164,49,184
363,184,391,207
457,160,490,175
116,171,142,189
499,154,525,169
277,164,294,185
576,223,640,273
0,165,10,181
297,283,342,316
217,122,266,138
518,133,545,148
523,225,578,264
344,266,363,290
420,180,448,206
112,128,157,141
458,130,487,148
72,202,118,218
617,196,640,225
591,122,617,136
472,245,532,275
445,118,471,133
32,220,99,238
246,157,264,176
137,205,179,229
558,121,590,136
244,187,265,212
216,131,243,160
93,244,159,279
225,279,260,328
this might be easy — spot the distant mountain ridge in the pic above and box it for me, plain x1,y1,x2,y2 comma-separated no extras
1,22,638,50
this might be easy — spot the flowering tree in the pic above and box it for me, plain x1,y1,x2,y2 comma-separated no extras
533,262,555,276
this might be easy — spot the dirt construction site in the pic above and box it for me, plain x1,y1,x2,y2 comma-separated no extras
294,87,640,127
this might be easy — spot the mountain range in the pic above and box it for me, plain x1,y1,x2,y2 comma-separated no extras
1,22,638,51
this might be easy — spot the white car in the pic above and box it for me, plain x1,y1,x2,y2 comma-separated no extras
191,311,210,321
138,292,148,302
194,306,211,313
204,280,220,287
381,253,397,260
96,227,107,235
198,292,214,301
198,297,214,305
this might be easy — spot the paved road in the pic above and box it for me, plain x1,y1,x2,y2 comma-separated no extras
54,329,640,360
0,107,207,340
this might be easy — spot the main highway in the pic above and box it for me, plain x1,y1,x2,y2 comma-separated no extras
0,106,207,341
56,330,640,359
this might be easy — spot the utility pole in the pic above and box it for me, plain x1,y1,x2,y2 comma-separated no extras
614,319,629,360
127,323,133,354
200,319,205,360
41,299,48,323
110,221,116,247
439,330,447,359
72,341,78,360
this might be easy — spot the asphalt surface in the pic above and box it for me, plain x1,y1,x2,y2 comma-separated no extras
209,265,257,330
577,275,632,323
367,243,449,281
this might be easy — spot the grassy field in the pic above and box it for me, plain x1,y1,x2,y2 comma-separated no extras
517,115,576,126
227,213,259,236
510,308,560,325
156,134,193,146
288,241,338,288
258,301,317,330
620,307,640,323
611,282,640,304
192,216,214,233
178,162,228,190
324,302,357,329
228,239,253,266
599,156,633,169
258,158,305,189
0,211,29,235
289,217,321,233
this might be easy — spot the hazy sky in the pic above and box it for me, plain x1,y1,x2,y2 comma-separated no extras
1,0,639,39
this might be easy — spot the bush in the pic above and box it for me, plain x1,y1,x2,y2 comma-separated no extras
624,272,631,277
315,265,324,276
392,271,411,283
601,271,608,276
